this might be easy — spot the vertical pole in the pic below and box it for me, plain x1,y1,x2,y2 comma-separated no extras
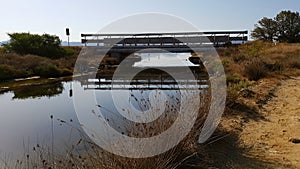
242,32,245,44
66,28,70,47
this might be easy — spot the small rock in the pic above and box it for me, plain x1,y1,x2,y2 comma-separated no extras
289,138,300,144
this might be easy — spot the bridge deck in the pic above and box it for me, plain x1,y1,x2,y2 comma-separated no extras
81,31,248,53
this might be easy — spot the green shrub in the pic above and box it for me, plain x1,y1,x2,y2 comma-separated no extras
242,41,265,57
0,64,25,80
221,59,230,67
0,64,14,80
244,58,268,81
4,32,65,58
62,47,76,56
226,73,242,84
60,68,73,76
34,63,61,77
0,47,6,54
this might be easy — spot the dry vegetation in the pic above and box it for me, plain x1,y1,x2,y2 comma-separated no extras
218,41,300,168
0,47,80,80
217,41,300,107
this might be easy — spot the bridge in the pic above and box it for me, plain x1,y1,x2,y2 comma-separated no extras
78,31,247,89
81,31,248,54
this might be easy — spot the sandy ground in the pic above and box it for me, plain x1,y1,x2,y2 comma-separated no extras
239,77,300,168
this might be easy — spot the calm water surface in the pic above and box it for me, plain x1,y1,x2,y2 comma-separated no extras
0,79,194,157
0,54,204,160
0,81,80,156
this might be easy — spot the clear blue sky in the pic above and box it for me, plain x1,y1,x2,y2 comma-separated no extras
1,0,300,42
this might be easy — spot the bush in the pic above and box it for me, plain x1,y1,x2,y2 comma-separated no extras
4,33,65,58
60,68,73,76
226,73,242,84
0,64,15,80
0,64,25,80
244,58,268,81
265,61,285,72
34,63,61,77
62,47,76,56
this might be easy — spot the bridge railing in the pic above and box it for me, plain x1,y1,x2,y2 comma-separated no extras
81,31,248,47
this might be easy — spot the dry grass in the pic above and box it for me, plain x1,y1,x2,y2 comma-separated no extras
0,52,76,80
217,41,300,107
219,41,300,77
244,58,268,81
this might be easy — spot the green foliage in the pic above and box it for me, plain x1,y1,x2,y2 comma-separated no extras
34,63,61,77
62,47,76,56
0,47,6,53
0,65,15,80
240,41,267,57
222,59,230,68
275,11,300,43
226,73,242,84
60,68,73,76
0,64,25,80
229,80,252,93
252,17,277,41
0,53,77,81
4,33,65,58
252,10,300,43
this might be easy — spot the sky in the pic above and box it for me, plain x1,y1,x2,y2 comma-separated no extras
0,0,300,42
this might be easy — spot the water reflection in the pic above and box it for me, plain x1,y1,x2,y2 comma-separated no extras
0,66,208,163
0,81,81,158
12,82,64,99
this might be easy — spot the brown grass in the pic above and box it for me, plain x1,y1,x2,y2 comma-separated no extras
0,52,77,80
217,41,300,107
244,58,268,81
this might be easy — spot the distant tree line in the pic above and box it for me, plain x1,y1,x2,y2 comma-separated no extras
252,10,300,43
4,33,66,58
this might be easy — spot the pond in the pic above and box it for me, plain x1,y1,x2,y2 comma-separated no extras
0,73,207,160
0,81,81,156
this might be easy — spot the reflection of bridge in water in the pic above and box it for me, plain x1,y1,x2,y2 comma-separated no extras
81,76,209,90
78,67,209,90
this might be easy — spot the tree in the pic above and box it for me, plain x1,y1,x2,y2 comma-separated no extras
252,17,277,42
252,10,300,43
4,33,65,58
275,11,300,43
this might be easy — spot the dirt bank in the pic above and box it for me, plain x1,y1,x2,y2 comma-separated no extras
238,77,300,168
